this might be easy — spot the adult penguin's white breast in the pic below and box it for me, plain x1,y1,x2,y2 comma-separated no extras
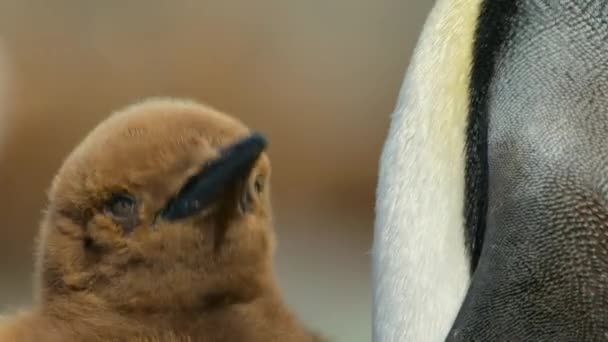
372,1,482,341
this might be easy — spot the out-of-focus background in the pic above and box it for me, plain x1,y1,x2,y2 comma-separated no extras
0,1,433,341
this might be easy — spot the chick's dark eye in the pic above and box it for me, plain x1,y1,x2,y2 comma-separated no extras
254,176,265,193
105,193,137,218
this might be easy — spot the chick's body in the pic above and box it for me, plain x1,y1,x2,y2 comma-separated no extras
0,99,322,342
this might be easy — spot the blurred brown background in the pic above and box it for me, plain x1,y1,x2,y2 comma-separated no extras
0,1,433,341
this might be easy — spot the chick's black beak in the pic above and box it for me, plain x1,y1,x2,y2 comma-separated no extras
161,133,268,221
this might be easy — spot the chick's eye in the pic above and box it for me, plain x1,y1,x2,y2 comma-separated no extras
254,176,265,193
105,193,137,218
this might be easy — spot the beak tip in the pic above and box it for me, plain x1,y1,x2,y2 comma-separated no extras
248,131,269,152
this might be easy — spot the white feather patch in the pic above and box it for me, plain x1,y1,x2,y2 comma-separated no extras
372,0,481,341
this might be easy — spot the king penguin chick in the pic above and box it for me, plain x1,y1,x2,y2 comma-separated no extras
0,98,324,342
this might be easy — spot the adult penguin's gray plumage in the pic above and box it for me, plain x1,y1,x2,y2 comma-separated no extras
373,0,608,341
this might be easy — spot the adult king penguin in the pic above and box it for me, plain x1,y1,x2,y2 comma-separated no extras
373,0,608,341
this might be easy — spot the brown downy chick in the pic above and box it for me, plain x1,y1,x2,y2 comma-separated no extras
0,98,324,342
